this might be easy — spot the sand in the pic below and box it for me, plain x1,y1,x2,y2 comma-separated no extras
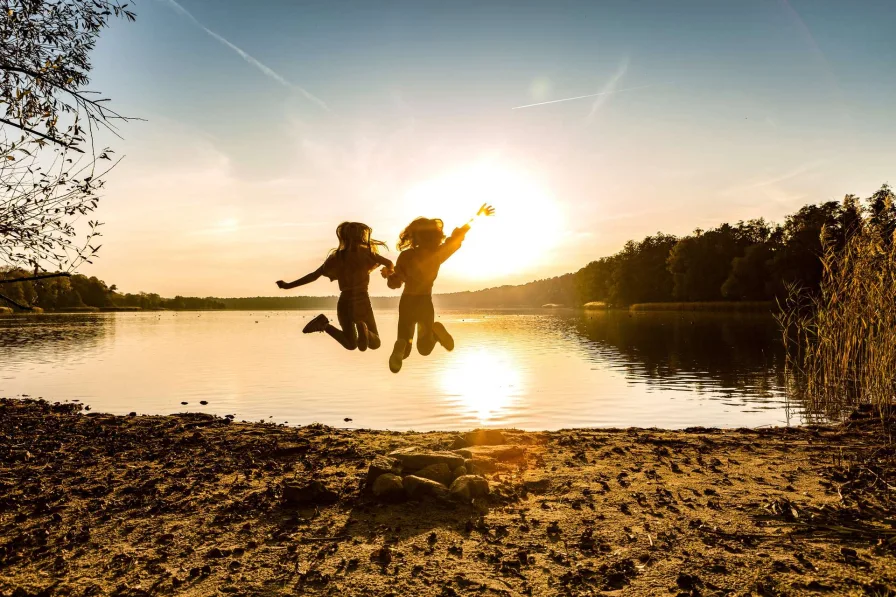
1,398,894,596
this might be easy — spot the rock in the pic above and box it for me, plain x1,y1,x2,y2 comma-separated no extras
452,465,468,480
449,475,490,501
676,572,701,591
370,546,393,566
464,457,496,474
372,474,404,501
463,429,506,446
366,455,402,487
415,463,452,486
402,475,450,500
455,445,526,463
281,481,338,506
523,478,551,493
273,442,311,457
450,435,470,450
388,447,464,471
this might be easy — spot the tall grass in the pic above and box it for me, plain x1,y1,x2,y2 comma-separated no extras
778,224,896,421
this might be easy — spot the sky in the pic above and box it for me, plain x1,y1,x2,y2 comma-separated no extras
82,0,896,297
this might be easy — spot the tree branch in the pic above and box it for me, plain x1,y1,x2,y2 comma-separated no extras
0,292,33,310
0,272,72,284
0,118,85,153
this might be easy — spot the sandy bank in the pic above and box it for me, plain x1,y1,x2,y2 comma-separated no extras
1,399,893,596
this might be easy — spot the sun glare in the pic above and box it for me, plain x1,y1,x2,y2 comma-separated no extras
404,162,564,280
439,347,523,424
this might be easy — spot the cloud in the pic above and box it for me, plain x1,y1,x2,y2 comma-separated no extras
721,160,828,196
586,57,629,124
159,0,330,112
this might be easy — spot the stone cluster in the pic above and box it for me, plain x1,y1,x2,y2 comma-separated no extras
364,430,525,504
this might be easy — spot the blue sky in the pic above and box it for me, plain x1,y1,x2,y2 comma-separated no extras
85,0,895,296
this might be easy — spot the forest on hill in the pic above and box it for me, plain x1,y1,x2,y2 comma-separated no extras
2,184,892,312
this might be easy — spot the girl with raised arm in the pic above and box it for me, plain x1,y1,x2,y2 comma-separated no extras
386,204,495,372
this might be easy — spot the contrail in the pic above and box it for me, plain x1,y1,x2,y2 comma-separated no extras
160,0,330,112
512,83,660,110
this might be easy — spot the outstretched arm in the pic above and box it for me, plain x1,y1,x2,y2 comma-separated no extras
276,265,324,290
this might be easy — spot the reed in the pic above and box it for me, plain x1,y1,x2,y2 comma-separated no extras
777,224,896,421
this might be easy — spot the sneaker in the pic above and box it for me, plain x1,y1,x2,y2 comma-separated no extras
389,341,406,373
303,314,329,333
356,322,369,352
432,322,455,351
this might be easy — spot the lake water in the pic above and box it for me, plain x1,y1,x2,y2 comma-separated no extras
0,310,799,431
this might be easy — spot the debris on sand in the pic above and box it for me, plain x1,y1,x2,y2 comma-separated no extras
1,398,894,597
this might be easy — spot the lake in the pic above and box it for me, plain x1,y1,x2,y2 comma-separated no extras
0,310,798,431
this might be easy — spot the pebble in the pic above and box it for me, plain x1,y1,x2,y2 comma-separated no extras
281,481,339,506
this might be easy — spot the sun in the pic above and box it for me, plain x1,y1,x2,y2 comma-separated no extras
403,161,564,280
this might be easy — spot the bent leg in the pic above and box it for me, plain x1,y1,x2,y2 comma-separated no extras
416,297,436,356
325,324,357,350
396,294,416,344
327,296,358,350
360,298,381,350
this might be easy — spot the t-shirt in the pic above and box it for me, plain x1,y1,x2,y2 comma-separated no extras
321,250,380,293
391,226,468,295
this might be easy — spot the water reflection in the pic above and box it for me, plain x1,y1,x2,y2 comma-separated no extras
439,347,523,424
0,314,112,368
564,311,787,404
0,310,797,430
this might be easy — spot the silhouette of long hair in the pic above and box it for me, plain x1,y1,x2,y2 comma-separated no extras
330,222,388,258
397,218,445,251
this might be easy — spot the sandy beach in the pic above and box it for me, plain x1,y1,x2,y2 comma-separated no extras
1,398,893,596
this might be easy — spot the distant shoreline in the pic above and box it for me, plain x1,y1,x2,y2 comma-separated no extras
2,301,778,314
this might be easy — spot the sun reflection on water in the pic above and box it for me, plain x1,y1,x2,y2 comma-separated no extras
439,347,524,425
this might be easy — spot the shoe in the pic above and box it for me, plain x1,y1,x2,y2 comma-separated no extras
432,322,454,351
303,314,329,333
357,322,369,352
389,341,406,373
403,339,412,359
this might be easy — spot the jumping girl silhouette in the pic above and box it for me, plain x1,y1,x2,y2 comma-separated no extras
386,203,495,372
276,222,393,351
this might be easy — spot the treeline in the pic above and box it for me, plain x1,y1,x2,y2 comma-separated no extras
0,272,224,311
575,184,894,307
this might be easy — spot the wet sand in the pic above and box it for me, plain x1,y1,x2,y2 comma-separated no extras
1,398,894,596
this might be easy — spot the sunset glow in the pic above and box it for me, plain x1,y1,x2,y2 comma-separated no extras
439,347,523,424
404,162,564,280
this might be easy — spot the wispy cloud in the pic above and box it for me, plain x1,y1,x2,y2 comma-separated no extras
722,160,828,196
159,0,329,112
586,57,630,124
191,221,326,236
